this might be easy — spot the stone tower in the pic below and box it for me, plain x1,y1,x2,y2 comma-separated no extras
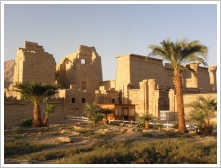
56,45,103,100
208,66,217,93
13,41,56,84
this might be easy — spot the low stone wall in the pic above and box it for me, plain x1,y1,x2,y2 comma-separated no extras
4,99,65,127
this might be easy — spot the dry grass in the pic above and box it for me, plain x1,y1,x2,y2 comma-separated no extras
4,122,217,164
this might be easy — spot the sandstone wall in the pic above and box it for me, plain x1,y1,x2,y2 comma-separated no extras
115,54,215,94
115,55,131,90
130,55,168,88
100,80,116,90
115,54,174,91
56,45,103,101
198,67,211,93
13,41,56,84
95,87,119,104
4,97,64,127
127,79,170,119
56,86,92,117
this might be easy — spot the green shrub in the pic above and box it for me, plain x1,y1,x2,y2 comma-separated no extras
90,133,116,140
142,133,156,138
151,125,158,130
143,132,182,139
28,145,93,161
4,140,55,157
14,137,217,164
20,118,33,128
173,121,179,129
5,132,23,139
58,139,217,164
156,123,163,130
74,129,95,136
29,150,66,161
136,122,145,128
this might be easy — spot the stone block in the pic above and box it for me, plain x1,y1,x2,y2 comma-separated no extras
57,136,72,143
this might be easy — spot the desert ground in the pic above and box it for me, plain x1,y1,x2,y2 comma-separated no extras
4,121,217,164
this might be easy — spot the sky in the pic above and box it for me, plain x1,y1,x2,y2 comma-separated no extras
2,1,219,81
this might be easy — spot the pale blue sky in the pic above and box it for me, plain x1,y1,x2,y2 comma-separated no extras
3,2,218,81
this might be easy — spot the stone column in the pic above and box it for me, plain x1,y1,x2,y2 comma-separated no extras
169,89,175,112
121,83,129,104
208,66,217,93
144,80,148,114
148,79,156,114
169,89,177,120
153,90,163,119
189,62,200,88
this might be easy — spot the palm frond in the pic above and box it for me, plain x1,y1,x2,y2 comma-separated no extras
44,102,58,117
147,39,208,70
185,96,217,124
13,82,60,104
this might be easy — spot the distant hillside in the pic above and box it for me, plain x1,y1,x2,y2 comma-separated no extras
4,60,15,88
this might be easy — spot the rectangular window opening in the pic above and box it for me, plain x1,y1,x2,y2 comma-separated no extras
112,99,115,103
82,98,86,103
81,59,86,64
72,98,75,103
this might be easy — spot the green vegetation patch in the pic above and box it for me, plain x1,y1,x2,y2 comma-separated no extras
27,145,93,161
4,140,56,158
74,129,95,136
58,139,217,164
89,133,116,140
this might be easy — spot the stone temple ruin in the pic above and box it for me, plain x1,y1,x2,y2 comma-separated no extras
4,41,217,126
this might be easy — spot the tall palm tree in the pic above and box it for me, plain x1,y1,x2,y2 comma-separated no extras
185,96,217,134
148,39,208,133
13,82,60,127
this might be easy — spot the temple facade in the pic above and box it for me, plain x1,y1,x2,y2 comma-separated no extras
4,41,217,126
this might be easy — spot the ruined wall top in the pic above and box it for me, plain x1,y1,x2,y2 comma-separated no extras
208,66,217,72
77,45,97,54
57,45,100,65
18,41,48,54
13,41,55,84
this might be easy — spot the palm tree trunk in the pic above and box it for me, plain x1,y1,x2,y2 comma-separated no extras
203,119,210,135
33,103,42,127
43,117,49,127
145,121,149,130
174,69,186,133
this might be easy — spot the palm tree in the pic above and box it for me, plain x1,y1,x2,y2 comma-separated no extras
137,113,153,130
43,102,58,126
185,96,217,134
13,82,60,127
148,39,208,133
85,102,103,125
